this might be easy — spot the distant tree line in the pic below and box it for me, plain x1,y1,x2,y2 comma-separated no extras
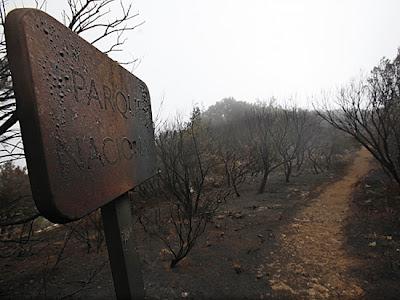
0,97,358,269
137,98,356,267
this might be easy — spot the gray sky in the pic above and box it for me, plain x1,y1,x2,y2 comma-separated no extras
10,0,400,119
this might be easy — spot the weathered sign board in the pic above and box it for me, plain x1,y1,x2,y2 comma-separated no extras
5,9,156,224
6,8,156,299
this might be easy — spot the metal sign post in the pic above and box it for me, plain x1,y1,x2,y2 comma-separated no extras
101,193,144,299
5,8,155,299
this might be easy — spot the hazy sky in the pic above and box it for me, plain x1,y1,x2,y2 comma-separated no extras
10,0,400,119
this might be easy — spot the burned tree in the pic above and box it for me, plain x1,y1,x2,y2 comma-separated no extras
139,109,229,268
244,103,284,193
317,51,400,185
210,120,253,197
273,107,311,183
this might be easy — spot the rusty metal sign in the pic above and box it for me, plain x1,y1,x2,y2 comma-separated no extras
5,9,156,223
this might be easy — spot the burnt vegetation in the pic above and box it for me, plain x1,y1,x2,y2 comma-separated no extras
317,52,400,186
1,0,400,299
129,98,358,270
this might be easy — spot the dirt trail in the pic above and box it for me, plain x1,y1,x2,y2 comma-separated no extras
269,148,374,299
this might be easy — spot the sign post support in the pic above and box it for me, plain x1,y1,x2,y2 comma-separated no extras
5,8,156,300
101,193,144,299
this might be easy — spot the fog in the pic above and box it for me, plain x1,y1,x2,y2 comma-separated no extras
10,0,400,120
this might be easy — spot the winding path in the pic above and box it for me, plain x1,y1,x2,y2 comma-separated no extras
269,148,374,299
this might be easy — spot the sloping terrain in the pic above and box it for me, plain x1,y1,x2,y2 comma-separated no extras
3,148,400,299
268,148,373,299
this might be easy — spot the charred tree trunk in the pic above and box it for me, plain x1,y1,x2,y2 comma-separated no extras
258,167,269,194
232,179,241,197
284,162,292,183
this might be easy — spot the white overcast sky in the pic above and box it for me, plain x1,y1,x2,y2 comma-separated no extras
9,0,400,119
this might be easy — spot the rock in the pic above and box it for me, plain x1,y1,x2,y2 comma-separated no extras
270,281,297,294
308,283,330,298
308,289,316,297
160,248,172,261
181,291,189,298
233,212,244,219
233,262,243,274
